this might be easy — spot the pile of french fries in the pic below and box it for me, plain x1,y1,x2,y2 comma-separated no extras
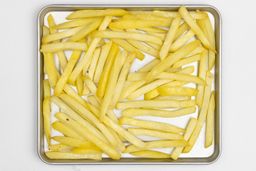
41,6,216,160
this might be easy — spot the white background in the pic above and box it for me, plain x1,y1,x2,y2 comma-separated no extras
0,0,256,170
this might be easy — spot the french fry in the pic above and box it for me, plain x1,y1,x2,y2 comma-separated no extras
171,118,197,160
100,51,127,120
123,14,172,22
67,9,127,19
122,107,196,118
205,92,215,147
139,27,167,33
128,128,183,140
41,42,87,53
43,79,51,98
84,77,97,94
43,98,51,145
160,16,181,59
130,150,170,158
120,80,145,99
127,40,159,57
183,72,213,153
138,59,160,72
75,73,84,96
179,6,213,50
120,117,184,133
92,30,163,45
173,54,201,68
155,95,191,101
103,117,146,147
82,83,90,96
52,121,83,140
87,48,101,80
153,10,208,19
186,45,204,57
52,136,94,148
174,23,189,40
170,29,195,52
144,89,159,100
44,53,59,87
93,41,112,83
55,112,120,160
63,85,88,109
72,147,101,154
127,72,147,82
48,144,71,152
69,16,112,83
158,87,198,96
125,140,187,153
53,18,101,29
45,151,102,160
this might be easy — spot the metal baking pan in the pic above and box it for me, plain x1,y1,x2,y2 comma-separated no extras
37,4,222,165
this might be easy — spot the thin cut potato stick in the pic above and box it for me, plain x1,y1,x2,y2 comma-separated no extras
41,42,87,53
44,53,59,87
127,40,159,57
53,18,101,29
123,14,172,22
139,27,167,33
43,79,51,98
87,47,101,80
103,117,146,147
84,77,97,94
117,99,195,109
94,41,112,83
55,112,120,160
43,98,51,145
72,148,101,154
54,50,82,95
67,9,127,19
82,83,90,96
69,16,112,84
205,92,215,147
138,59,160,72
76,73,84,95
171,118,197,160
153,10,208,19
45,151,102,160
160,16,181,59
92,30,163,45
52,136,93,148
130,150,170,158
124,140,186,153
158,86,198,96
144,89,159,100
122,107,196,118
179,6,213,50
174,23,189,40
170,29,195,52
155,95,191,101
127,72,147,82
48,144,71,152
183,72,213,153
128,128,183,140
120,80,146,100
52,121,83,140
120,117,184,133
173,54,201,68
185,45,204,57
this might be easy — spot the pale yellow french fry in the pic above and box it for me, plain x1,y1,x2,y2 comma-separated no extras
52,136,92,148
44,53,59,87
123,14,172,23
69,19,102,41
130,150,170,158
97,43,118,98
48,144,71,152
84,78,97,94
170,29,195,52
75,73,84,96
153,10,208,19
160,16,181,59
144,89,159,100
92,30,163,45
205,92,215,148
125,140,187,153
147,42,161,50
127,72,147,82
158,81,186,89
59,94,118,147
107,128,126,152
127,79,171,100
112,39,144,60
67,9,127,19
171,118,197,160
54,50,82,95
142,31,166,41
174,23,189,40
45,151,102,160
155,95,190,101
43,98,51,145
158,86,198,96
43,79,51,98
82,83,90,96
120,117,184,133
120,80,145,99
148,40,201,78
72,147,101,154
41,42,87,53
197,50,208,106
179,6,213,50
51,97,108,143
94,41,112,83
128,128,183,140
54,18,100,29
69,16,112,84
42,27,82,43
52,121,83,140
87,48,101,80
183,72,213,153
103,117,145,147
100,51,127,120
127,40,159,57
173,54,201,68
139,27,167,33
138,59,160,72
122,107,196,118
55,112,120,160
111,54,135,107
42,26,49,38
156,72,205,85
185,45,204,57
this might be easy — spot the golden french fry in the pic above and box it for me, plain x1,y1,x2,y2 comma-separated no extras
52,136,94,148
52,121,83,140
173,54,201,68
43,98,51,145
122,107,196,118
72,147,101,154
87,47,101,80
43,53,59,87
130,150,170,158
128,128,183,140
103,117,146,147
171,118,197,160
45,151,102,160
67,9,127,19
48,144,71,152
43,79,51,98
205,92,215,147
92,30,163,45
170,29,195,52
125,140,186,153
55,112,120,160
158,86,198,96
54,18,100,29
75,73,84,96
183,72,213,153
138,59,160,72
120,117,184,133
41,42,87,53
120,80,145,99
144,89,159,100
160,16,181,59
